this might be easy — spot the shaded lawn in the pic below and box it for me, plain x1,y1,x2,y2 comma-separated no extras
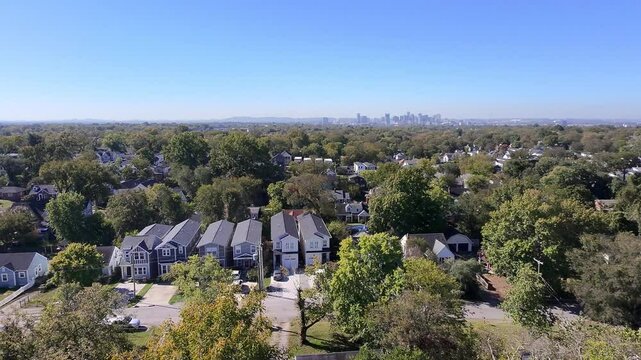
128,283,153,306
468,318,529,344
0,288,14,301
168,292,184,305
287,319,358,356
126,327,155,347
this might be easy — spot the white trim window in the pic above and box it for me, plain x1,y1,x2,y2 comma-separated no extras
135,267,147,276
0,273,8,282
162,248,171,257
250,245,256,253
178,247,184,254
18,271,26,278
133,252,145,261
235,246,241,255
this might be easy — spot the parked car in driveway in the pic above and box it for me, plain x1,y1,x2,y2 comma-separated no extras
272,269,283,281
106,316,142,331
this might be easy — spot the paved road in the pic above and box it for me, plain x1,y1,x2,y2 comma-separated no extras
263,274,311,350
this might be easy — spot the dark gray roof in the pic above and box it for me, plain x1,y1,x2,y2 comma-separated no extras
120,235,162,252
231,219,262,246
29,184,58,196
198,220,235,248
96,246,116,264
297,213,330,240
403,233,448,258
270,211,298,241
0,252,41,271
160,219,201,247
0,186,27,193
139,224,173,238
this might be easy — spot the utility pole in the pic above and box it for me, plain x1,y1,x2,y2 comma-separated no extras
533,258,543,275
253,242,265,291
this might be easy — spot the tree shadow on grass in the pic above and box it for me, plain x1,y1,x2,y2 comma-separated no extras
303,332,358,353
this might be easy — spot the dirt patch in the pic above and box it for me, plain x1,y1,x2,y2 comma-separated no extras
479,274,510,303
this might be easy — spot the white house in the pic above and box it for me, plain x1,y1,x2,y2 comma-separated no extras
271,211,300,273
298,213,331,266
353,162,377,174
96,246,122,277
400,233,455,263
332,190,351,204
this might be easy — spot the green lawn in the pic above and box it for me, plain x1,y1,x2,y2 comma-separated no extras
0,199,13,211
0,288,14,301
468,319,529,344
128,283,153,306
287,319,358,356
126,327,155,347
168,292,184,305
25,289,59,307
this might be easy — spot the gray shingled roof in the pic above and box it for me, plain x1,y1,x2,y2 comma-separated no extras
160,219,201,247
270,211,298,242
0,252,40,271
120,235,162,252
96,246,116,264
139,224,173,238
198,220,235,248
231,219,262,246
297,213,330,240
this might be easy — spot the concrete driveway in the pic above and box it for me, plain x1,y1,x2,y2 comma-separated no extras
264,274,311,350
114,282,143,300
137,284,177,307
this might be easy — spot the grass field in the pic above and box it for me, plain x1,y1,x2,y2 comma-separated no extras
168,292,184,305
287,319,357,356
126,327,155,347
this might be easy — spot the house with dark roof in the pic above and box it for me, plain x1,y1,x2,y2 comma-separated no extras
119,224,172,280
400,233,455,263
155,219,201,276
298,213,331,266
0,252,48,288
28,184,58,204
96,246,122,277
271,211,300,273
271,151,292,168
0,186,27,202
197,220,235,267
231,219,262,268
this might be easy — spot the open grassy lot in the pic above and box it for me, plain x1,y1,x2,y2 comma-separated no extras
287,319,358,356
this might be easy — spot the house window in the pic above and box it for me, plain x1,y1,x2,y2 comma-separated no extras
0,274,8,282
207,247,218,257
135,267,147,275
133,252,145,260
250,245,256,253
178,247,183,254
275,241,281,249
18,272,25,278
162,248,171,257
235,246,241,254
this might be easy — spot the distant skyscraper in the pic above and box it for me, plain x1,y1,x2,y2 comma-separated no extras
322,117,329,125
385,113,391,126
356,113,361,123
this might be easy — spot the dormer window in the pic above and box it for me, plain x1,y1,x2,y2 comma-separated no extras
162,248,171,257
178,247,183,254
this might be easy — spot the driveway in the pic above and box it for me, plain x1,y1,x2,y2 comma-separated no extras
114,282,144,300
263,274,311,350
137,284,177,307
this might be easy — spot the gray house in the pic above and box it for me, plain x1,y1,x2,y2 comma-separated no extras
0,252,49,288
298,213,331,266
271,211,300,273
119,224,172,280
197,220,235,267
231,219,262,268
155,219,201,276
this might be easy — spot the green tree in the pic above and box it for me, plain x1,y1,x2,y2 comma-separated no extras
49,243,103,286
360,162,401,188
266,181,286,214
39,159,117,203
105,190,155,238
369,168,450,236
194,177,261,224
329,233,403,336
443,258,483,299
0,209,36,249
46,191,87,243
209,132,277,179
283,174,335,217
164,255,233,302
163,131,209,169
146,183,189,224
402,258,461,301
501,265,553,332
568,233,641,328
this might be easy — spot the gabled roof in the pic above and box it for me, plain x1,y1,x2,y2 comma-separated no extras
96,246,117,264
231,219,262,246
139,224,173,238
0,252,41,271
297,213,330,240
270,211,298,242
160,219,201,247
121,235,162,252
29,184,58,196
198,220,235,248
402,233,451,258
0,186,27,194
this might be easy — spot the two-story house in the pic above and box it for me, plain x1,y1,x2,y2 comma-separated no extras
119,224,172,280
96,246,122,277
271,151,292,168
197,219,235,267
0,252,48,288
271,211,299,273
231,219,262,268
155,219,201,276
298,213,331,265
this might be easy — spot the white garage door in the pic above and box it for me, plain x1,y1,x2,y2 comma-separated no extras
282,254,298,272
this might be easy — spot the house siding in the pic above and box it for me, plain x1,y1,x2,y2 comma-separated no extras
0,267,16,288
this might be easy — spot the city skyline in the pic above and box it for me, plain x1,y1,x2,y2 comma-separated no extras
1,0,640,121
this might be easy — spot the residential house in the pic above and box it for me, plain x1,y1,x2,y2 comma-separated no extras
393,152,406,161
353,162,377,174
400,233,455,263
445,233,475,253
119,224,172,280
28,185,58,204
399,158,420,168
335,202,368,223
595,199,618,212
271,151,292,168
0,186,27,202
197,220,235,267
0,252,49,288
271,211,300,273
298,213,331,265
96,246,122,277
332,190,351,204
155,219,201,276
347,174,367,189
231,219,262,268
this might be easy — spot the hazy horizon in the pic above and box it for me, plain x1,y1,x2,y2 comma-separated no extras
1,0,640,121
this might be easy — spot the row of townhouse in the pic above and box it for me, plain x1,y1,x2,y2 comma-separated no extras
271,211,331,273
196,219,262,269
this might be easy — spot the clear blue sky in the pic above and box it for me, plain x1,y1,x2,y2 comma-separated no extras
1,0,640,120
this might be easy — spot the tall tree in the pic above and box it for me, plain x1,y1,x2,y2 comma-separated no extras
0,209,36,249
368,168,450,236
164,255,232,302
146,183,189,224
105,190,155,238
501,265,554,332
283,174,335,217
209,132,277,179
49,243,104,286
46,191,87,243
163,131,209,169
39,159,117,203
194,177,262,224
